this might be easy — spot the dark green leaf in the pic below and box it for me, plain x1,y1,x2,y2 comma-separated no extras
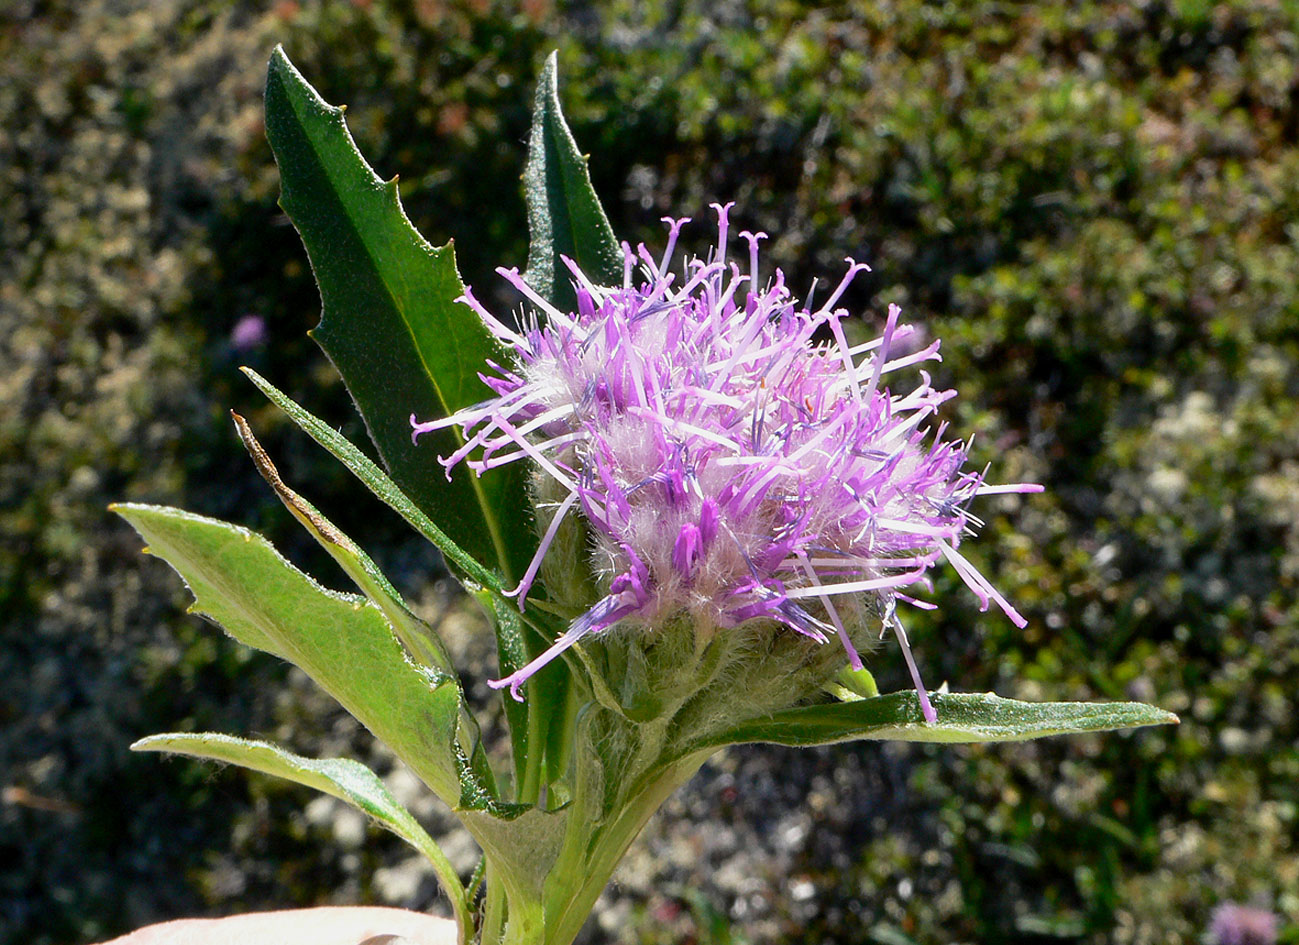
692,691,1178,751
476,589,532,791
522,51,622,312
264,46,532,583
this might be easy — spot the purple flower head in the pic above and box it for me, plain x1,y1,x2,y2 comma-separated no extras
412,205,1041,721
230,313,268,351
1209,903,1279,945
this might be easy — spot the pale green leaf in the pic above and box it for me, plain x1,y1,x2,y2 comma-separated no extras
133,732,471,941
231,410,456,676
112,503,466,807
692,691,1178,751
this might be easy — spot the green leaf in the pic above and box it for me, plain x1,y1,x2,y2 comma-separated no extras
243,369,572,805
458,805,567,905
523,51,622,312
241,368,502,595
476,589,533,791
476,585,575,805
231,411,456,677
264,46,532,584
133,733,472,942
112,502,468,808
692,691,1178,751
118,505,566,909
230,412,498,799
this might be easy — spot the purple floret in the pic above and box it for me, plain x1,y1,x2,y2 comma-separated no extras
413,204,1041,720
1210,903,1279,945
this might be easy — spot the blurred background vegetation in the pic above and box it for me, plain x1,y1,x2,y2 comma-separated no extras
2,1,1297,943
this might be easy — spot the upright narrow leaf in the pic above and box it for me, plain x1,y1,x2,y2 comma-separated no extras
232,411,458,677
496,51,626,788
264,47,531,583
476,589,533,791
244,368,570,800
522,51,623,312
242,368,502,593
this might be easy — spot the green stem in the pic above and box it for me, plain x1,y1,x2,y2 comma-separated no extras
411,830,474,945
481,865,507,945
501,895,545,945
520,696,545,805
478,861,549,945
544,751,710,945
466,855,487,903
545,682,580,793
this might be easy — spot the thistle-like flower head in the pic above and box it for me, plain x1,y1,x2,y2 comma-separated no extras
413,205,1040,721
